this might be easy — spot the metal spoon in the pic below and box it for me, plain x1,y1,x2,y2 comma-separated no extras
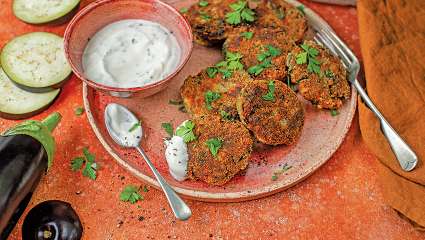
104,103,192,220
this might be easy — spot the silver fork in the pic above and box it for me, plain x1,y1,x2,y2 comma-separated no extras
314,27,418,172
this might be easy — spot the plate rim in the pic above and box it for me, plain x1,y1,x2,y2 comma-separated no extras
82,1,358,202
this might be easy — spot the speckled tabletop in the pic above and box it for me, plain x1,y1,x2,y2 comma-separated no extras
1,0,425,239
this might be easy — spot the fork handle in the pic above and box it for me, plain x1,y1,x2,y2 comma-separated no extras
353,79,418,171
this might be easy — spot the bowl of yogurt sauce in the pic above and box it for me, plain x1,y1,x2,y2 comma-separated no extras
64,0,193,98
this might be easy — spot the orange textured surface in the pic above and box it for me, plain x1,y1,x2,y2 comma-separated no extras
1,0,425,239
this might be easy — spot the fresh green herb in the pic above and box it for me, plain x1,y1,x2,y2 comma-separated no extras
120,185,143,204
275,8,285,19
272,163,292,180
205,137,223,157
262,80,276,101
169,99,183,105
240,31,253,39
225,1,256,25
142,185,149,192
296,4,305,15
129,121,141,132
330,109,339,116
71,147,97,180
204,91,221,110
208,51,244,79
199,0,209,7
199,11,211,20
248,45,281,76
207,67,218,78
296,43,321,74
180,7,188,13
161,122,174,137
220,110,234,121
325,70,335,79
74,107,84,116
176,120,196,143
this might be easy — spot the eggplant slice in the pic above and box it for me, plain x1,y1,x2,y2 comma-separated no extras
13,0,80,24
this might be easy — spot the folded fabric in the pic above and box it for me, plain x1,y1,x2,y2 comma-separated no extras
357,0,425,228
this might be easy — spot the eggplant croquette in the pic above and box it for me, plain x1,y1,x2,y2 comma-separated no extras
184,0,307,46
287,40,351,109
180,69,251,120
237,80,304,145
224,26,296,81
187,115,253,185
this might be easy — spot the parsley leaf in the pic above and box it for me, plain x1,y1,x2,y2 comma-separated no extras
71,148,97,180
220,110,235,121
129,121,141,132
204,90,221,110
296,43,321,74
205,137,223,157
175,120,196,143
330,109,339,116
240,31,253,39
325,70,335,79
199,11,211,20
199,0,208,7
262,80,276,101
161,122,174,137
74,107,84,116
248,45,280,76
207,67,218,78
120,185,143,204
180,7,188,13
226,1,256,25
71,157,85,171
296,4,305,15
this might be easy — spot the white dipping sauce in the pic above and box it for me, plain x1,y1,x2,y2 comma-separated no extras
82,19,181,88
164,120,190,181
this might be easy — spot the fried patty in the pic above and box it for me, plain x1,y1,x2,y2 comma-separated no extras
184,0,307,46
224,26,296,81
187,115,253,185
237,80,304,145
288,40,351,109
180,69,251,120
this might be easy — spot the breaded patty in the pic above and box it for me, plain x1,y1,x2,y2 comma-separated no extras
237,80,304,145
187,115,253,185
255,0,308,42
224,26,295,81
288,40,351,109
180,69,251,120
184,0,307,46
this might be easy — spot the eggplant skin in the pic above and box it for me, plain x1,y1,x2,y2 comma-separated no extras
22,200,83,240
0,135,48,239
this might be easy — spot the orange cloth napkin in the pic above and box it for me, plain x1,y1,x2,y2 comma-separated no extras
357,0,425,229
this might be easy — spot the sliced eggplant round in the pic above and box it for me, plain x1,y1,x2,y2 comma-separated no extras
13,0,80,24
0,67,60,120
0,32,71,92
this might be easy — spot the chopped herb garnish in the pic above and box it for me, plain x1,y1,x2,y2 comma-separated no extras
71,147,97,180
142,185,149,192
325,70,335,79
240,31,253,39
220,110,234,121
296,43,321,74
208,51,244,79
207,67,218,78
225,1,256,25
175,120,196,143
180,7,188,13
161,122,174,137
169,99,183,105
199,11,211,20
129,121,141,132
204,90,221,110
272,163,292,180
296,4,305,15
120,185,143,204
275,8,285,19
205,137,223,157
271,175,278,181
74,106,84,116
248,45,281,76
262,80,276,101
199,0,209,7
330,109,339,116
